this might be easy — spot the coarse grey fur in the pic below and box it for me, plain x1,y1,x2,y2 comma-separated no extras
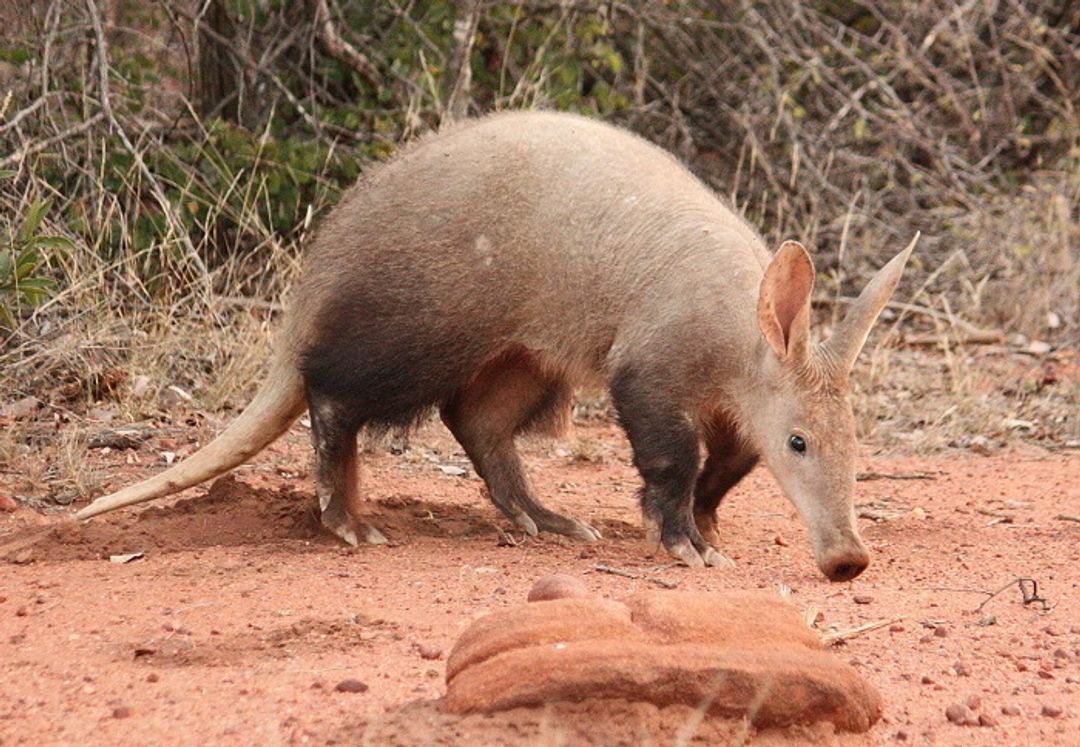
78,111,917,580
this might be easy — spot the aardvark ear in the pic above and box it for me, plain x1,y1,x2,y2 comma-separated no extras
824,233,920,372
757,240,815,363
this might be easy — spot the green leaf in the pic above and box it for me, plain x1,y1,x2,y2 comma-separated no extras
19,199,50,243
27,235,74,250
13,277,56,291
14,248,43,278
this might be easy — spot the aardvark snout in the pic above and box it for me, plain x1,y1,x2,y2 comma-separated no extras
816,535,870,582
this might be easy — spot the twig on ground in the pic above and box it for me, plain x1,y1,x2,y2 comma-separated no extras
975,507,1015,522
821,617,902,646
933,577,1054,612
976,578,1049,613
495,528,523,547
900,330,1004,346
856,470,938,481
1055,514,1080,523
593,563,679,589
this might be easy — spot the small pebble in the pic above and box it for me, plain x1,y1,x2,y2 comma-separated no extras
145,673,159,683
15,606,28,617
417,643,443,661
965,695,981,710
0,495,17,512
954,662,972,677
334,679,369,694
921,675,935,685
527,574,589,602
773,534,788,547
1041,704,1062,718
978,713,998,728
1043,625,1064,637
945,703,975,726
934,626,949,638
112,706,133,719
853,594,873,605
889,623,905,633
1001,704,1022,717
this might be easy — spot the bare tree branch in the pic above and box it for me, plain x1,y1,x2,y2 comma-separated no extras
312,0,382,89
444,0,482,122
84,0,209,282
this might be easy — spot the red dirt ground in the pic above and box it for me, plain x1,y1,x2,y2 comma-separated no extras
1,420,1077,745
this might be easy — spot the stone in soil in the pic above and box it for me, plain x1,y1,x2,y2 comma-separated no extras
334,679,369,694
945,703,975,725
417,643,443,661
526,574,589,602
444,586,882,732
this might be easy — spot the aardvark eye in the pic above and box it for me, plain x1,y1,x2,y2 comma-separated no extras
788,434,807,454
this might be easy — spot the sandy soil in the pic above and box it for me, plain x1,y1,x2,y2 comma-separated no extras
1,420,1077,745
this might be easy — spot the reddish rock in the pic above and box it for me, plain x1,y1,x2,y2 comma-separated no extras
853,595,873,605
945,703,975,725
445,598,639,681
112,706,133,719
1041,704,1063,718
334,679,369,694
934,626,949,638
0,495,17,513
622,590,822,649
978,713,998,727
1001,704,1022,716
526,575,589,602
417,643,443,661
444,589,881,733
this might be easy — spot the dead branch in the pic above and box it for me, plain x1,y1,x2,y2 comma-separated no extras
312,0,382,89
593,563,679,590
443,0,482,121
84,0,209,281
814,295,1000,339
900,330,1004,346
0,112,104,168
856,470,938,481
821,617,902,646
